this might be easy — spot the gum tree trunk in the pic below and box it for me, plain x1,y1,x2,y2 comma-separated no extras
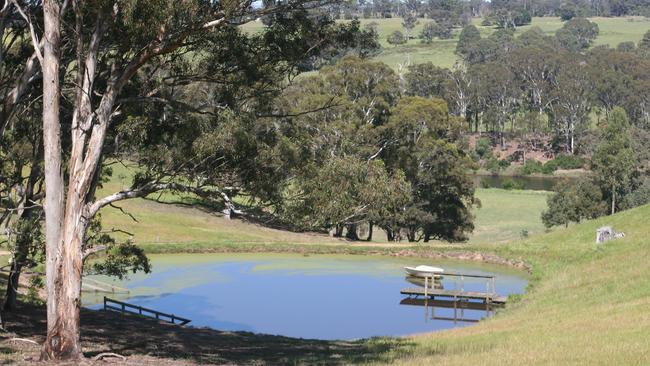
611,184,616,215
40,0,83,360
366,222,373,241
4,160,42,311
345,224,359,241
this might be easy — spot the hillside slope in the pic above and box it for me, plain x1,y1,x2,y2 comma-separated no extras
378,204,650,365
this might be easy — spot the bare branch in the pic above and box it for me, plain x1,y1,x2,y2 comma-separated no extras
82,245,107,260
108,203,138,223
87,182,238,219
10,0,43,64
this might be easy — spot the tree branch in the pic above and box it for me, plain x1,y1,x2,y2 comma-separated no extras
86,182,239,219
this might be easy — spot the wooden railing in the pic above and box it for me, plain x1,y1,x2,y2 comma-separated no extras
414,272,498,304
103,297,191,326
83,278,130,294
442,272,497,297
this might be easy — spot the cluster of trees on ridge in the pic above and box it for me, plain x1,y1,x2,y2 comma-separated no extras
331,0,650,29
380,17,650,228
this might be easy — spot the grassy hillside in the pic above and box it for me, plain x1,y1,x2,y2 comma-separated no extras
242,16,650,69
367,204,650,365
98,164,550,246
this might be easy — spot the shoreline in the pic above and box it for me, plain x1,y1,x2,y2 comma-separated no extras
137,242,533,273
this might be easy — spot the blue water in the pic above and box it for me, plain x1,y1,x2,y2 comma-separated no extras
84,253,528,340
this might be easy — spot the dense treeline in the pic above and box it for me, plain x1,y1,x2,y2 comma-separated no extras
332,0,650,24
394,20,650,225
408,21,650,156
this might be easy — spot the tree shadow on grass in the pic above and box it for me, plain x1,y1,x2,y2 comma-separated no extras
2,303,415,365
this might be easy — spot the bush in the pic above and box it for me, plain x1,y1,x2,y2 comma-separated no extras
552,154,585,169
542,154,585,174
541,178,607,228
521,160,544,175
621,176,650,210
475,137,492,159
387,30,406,46
486,158,501,174
540,162,556,175
502,179,525,190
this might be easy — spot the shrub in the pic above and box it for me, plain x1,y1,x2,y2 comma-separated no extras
475,137,492,159
542,154,585,174
521,160,544,175
541,163,557,175
621,176,650,210
552,154,585,169
502,179,525,190
486,158,501,174
387,30,406,45
541,178,607,228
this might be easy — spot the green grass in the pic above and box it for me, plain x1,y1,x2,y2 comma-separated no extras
470,189,549,245
367,204,650,365
97,164,341,246
98,164,549,246
242,16,650,69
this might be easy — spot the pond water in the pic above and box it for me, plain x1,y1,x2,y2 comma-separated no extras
472,174,577,191
83,253,528,340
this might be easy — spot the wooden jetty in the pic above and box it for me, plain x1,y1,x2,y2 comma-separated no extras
400,287,507,304
401,272,507,305
82,278,129,294
103,297,191,326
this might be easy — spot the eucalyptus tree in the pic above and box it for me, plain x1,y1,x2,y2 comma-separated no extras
555,17,599,52
446,63,472,122
592,108,636,214
470,62,519,148
456,24,481,59
507,45,561,117
0,2,51,314
380,96,475,242
321,55,400,126
401,12,418,39
0,1,43,140
549,56,594,154
35,0,347,360
283,157,411,239
541,177,607,228
270,57,404,235
587,47,636,117
404,62,448,98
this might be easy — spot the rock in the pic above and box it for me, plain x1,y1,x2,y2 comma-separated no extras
596,226,625,244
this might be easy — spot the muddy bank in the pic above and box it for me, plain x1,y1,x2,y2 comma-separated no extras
140,243,532,273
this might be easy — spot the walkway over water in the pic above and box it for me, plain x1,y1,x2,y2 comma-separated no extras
401,272,508,305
